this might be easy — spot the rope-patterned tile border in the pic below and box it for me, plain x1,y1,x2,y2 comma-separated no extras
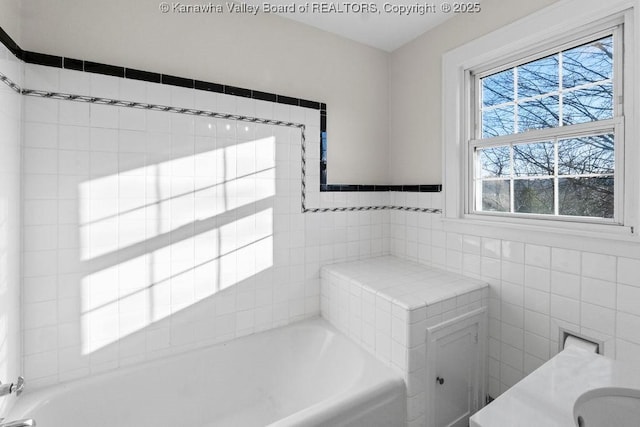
0,71,442,214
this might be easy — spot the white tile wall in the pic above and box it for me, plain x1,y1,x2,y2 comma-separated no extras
20,64,389,388
321,256,488,425
390,195,640,398
10,40,640,419
0,43,23,416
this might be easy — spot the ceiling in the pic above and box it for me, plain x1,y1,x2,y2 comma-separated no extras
246,0,457,51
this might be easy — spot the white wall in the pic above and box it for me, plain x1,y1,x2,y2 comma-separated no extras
389,193,640,398
0,0,21,45
388,0,557,184
18,0,389,185
0,42,22,415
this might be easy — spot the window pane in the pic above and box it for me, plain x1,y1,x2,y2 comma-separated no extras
558,177,614,218
558,134,614,175
562,84,613,125
563,36,613,89
513,141,554,176
517,96,559,132
481,180,510,212
482,69,514,107
482,106,514,138
517,55,559,98
514,179,554,214
478,146,510,178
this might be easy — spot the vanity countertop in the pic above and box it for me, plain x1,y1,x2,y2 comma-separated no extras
470,346,640,427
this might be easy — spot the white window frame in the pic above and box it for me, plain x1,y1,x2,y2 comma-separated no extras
470,24,622,225
443,0,638,245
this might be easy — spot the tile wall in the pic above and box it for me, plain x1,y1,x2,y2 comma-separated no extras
389,191,640,398
19,63,389,388
0,42,22,414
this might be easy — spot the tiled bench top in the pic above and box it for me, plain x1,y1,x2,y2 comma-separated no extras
321,255,488,310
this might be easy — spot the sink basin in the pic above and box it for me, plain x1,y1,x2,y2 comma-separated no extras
574,387,640,427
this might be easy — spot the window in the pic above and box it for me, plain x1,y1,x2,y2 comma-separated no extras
470,28,623,223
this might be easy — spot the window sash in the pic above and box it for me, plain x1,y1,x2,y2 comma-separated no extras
468,25,624,225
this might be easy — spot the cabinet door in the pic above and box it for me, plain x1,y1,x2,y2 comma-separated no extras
426,308,486,427
433,322,478,427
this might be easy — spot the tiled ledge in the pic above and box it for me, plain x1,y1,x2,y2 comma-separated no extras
320,255,488,425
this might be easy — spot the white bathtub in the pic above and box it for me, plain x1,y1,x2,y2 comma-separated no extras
6,318,405,427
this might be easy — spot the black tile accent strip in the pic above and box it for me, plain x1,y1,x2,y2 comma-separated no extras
22,51,63,68
63,58,84,71
300,99,320,110
84,61,125,77
195,80,224,93
161,74,194,88
320,184,441,192
126,68,161,83
225,85,252,98
0,24,324,111
253,90,277,102
0,26,21,57
277,95,299,106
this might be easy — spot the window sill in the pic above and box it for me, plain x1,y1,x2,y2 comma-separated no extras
442,214,640,257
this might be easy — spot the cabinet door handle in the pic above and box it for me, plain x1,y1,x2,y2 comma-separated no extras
436,376,444,385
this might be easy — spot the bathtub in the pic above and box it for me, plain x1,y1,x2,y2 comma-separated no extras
5,318,405,427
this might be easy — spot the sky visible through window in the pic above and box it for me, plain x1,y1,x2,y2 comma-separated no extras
476,35,615,219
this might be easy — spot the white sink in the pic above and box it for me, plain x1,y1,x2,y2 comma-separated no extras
470,347,640,427
574,387,640,427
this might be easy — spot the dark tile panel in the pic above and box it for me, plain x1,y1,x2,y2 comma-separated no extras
319,184,442,193
225,85,251,98
22,51,63,68
161,74,194,88
126,68,161,83
0,26,22,57
195,80,224,93
419,185,443,192
300,99,320,110
63,58,84,71
277,95,299,106
84,61,125,77
253,90,277,102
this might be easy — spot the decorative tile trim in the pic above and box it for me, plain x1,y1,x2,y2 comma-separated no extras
0,24,441,195
321,184,442,192
1,70,442,214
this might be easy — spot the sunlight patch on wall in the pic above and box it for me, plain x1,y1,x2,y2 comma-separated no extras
79,135,276,355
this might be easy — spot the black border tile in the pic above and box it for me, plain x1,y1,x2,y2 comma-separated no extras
84,61,125,77
277,95,299,106
317,184,441,192
161,74,194,88
419,185,442,192
0,26,22,58
195,80,223,93
225,85,252,98
63,58,84,71
300,99,320,109
126,68,161,83
253,90,277,103
22,51,62,68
